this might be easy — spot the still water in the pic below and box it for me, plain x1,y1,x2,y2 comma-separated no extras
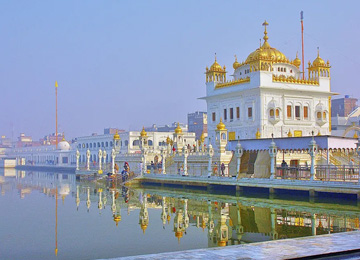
1,169,359,260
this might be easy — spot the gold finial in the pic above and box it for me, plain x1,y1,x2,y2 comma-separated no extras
262,20,269,42
234,54,237,62
354,131,358,138
216,118,226,130
61,132,65,142
317,47,320,57
287,131,292,137
215,52,217,62
113,130,120,140
175,123,183,134
140,126,147,137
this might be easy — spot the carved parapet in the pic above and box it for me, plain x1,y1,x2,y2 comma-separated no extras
215,77,250,89
272,74,319,85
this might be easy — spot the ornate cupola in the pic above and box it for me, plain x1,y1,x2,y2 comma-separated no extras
139,127,148,149
308,48,331,79
206,54,227,83
245,21,289,72
293,52,301,68
233,55,241,70
173,123,184,152
215,118,228,153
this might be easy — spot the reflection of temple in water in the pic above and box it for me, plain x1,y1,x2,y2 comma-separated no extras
1,170,359,248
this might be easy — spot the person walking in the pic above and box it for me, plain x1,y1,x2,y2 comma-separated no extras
220,163,226,177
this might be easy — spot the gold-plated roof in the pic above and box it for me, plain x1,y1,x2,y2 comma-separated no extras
174,123,183,134
207,54,226,73
245,21,289,64
113,215,121,226
216,118,226,131
140,127,147,137
113,130,120,140
141,224,148,234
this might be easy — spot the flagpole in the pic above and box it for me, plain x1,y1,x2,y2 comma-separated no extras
301,11,305,80
55,81,58,149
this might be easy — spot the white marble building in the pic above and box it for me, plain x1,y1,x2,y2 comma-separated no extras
201,21,334,143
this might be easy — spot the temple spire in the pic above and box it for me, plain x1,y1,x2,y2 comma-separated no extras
262,20,269,42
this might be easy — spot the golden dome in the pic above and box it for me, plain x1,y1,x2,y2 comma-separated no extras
174,123,183,134
216,118,226,131
113,130,120,140
293,52,301,68
233,55,241,69
208,54,226,72
246,21,289,64
140,127,147,137
312,50,325,67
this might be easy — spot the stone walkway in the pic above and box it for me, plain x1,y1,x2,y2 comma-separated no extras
102,231,360,260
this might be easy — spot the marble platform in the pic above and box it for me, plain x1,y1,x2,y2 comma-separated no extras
103,231,360,260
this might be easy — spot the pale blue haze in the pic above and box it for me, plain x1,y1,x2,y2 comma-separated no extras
0,0,359,139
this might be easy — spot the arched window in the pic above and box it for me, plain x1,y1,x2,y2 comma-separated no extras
269,109,275,118
125,140,128,146
105,142,108,147
90,143,92,148
221,133,226,140
148,140,153,146
97,142,100,148
133,140,140,146
323,111,326,119
110,141,113,147
86,143,89,148
101,142,104,147
93,143,96,148
275,109,280,117
317,112,322,119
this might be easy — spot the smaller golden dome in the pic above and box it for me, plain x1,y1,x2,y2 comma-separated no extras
209,54,225,72
354,132,358,138
218,240,227,247
287,131,292,137
293,52,301,68
114,215,121,226
255,128,261,139
113,130,120,140
216,118,226,131
140,127,147,137
312,49,325,67
166,136,171,144
174,123,182,134
233,55,241,69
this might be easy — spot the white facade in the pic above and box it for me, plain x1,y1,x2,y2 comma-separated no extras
202,22,334,142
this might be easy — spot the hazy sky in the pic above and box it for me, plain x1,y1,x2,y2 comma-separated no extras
1,0,359,140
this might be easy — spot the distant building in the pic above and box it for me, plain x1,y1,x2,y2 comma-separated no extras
145,122,188,133
187,111,207,140
103,128,125,135
331,95,358,117
0,136,12,148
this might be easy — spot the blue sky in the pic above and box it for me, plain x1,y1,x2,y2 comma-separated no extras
1,0,359,140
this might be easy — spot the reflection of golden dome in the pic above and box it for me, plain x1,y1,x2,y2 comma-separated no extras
216,118,226,131
113,130,120,140
141,224,148,234
293,53,301,68
140,127,147,137
233,55,241,69
174,123,183,134
246,21,288,64
167,215,171,223
218,240,227,247
114,215,121,226
175,231,183,243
